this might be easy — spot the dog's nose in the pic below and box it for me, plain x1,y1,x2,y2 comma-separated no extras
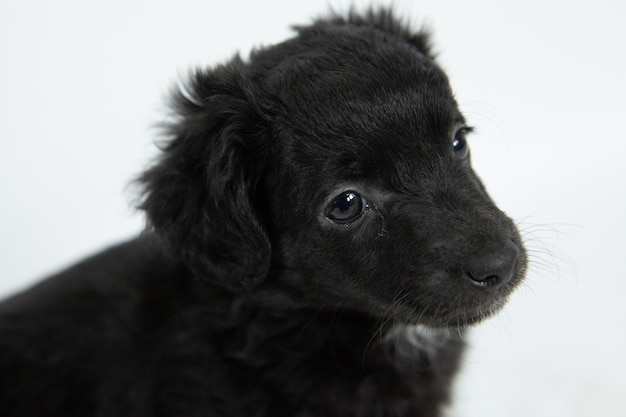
465,240,519,290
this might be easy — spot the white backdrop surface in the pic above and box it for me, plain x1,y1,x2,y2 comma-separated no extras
1,1,624,416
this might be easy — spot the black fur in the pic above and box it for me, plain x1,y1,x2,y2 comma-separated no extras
0,9,526,417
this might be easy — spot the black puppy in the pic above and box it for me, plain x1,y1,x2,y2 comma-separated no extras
0,9,526,417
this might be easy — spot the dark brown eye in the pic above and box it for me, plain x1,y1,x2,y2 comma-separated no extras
453,127,471,160
327,191,369,224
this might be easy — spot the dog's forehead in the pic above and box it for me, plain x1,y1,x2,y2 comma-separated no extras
267,39,457,129
261,31,462,178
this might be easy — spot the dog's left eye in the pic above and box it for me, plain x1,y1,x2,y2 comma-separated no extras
327,191,369,224
453,127,471,160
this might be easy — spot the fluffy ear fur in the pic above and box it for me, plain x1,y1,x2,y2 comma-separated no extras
138,58,271,291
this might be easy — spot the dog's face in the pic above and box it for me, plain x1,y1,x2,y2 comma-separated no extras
140,14,526,328
260,29,526,327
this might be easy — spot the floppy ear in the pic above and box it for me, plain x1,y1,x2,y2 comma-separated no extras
138,58,271,291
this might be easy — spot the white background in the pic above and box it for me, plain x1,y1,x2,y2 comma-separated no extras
1,1,624,416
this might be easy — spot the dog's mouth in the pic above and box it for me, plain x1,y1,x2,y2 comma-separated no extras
316,264,524,330
382,273,521,329
389,300,505,329
442,298,508,328
398,239,527,329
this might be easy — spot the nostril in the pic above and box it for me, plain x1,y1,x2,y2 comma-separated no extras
466,240,519,290
469,274,500,288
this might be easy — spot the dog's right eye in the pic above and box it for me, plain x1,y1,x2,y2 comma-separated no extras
327,191,369,224
453,126,472,160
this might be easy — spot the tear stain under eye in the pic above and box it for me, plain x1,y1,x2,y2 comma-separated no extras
375,204,387,238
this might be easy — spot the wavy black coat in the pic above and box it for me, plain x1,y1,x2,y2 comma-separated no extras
0,9,526,417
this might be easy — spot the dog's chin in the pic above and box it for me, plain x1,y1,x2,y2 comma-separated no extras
440,305,503,328
390,299,508,330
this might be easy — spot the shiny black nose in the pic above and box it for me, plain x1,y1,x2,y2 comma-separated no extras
466,240,519,290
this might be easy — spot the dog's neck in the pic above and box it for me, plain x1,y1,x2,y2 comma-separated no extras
208,295,466,414
219,290,466,369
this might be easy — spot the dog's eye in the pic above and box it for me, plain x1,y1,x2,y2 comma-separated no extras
453,127,471,160
327,191,369,224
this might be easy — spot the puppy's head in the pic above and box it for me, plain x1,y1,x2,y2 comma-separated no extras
139,10,526,328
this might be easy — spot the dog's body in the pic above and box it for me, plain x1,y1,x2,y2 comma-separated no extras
0,10,526,417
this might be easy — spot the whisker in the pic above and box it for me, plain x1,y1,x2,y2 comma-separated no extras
516,220,579,284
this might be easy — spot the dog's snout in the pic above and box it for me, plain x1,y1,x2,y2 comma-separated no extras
465,240,519,290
